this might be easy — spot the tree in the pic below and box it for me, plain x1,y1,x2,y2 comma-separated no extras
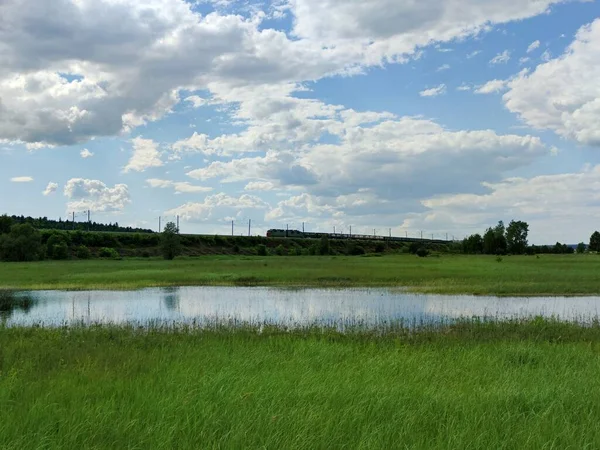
590,231,600,252
506,220,529,255
0,215,12,234
160,222,181,260
577,242,587,254
0,224,43,262
462,233,483,254
319,235,330,255
46,234,68,260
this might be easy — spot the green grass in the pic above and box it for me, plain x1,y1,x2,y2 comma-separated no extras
2,320,600,449
1,254,600,295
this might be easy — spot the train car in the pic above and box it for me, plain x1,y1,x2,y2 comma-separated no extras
266,229,450,245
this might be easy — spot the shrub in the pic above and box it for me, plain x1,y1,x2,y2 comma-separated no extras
233,244,240,253
161,222,181,260
52,242,69,260
99,247,120,259
416,247,430,258
319,236,330,255
0,224,43,262
374,243,385,253
257,244,268,256
275,244,286,256
76,245,91,259
45,234,67,260
348,244,365,256
141,250,151,258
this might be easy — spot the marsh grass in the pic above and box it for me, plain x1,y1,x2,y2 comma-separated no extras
2,319,600,449
1,254,600,295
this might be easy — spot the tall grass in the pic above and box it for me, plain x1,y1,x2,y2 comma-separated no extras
2,320,600,449
1,254,600,295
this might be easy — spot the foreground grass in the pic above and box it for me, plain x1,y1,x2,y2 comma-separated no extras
0,254,599,295
2,320,600,449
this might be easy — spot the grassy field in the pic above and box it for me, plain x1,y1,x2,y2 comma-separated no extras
1,320,600,449
0,254,599,295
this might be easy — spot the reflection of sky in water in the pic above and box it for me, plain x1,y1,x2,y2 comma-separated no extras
6,287,600,329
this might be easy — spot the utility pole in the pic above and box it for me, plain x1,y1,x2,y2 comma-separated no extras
232,220,234,236
248,219,251,237
446,233,448,241
177,215,180,233
302,222,305,233
72,211,75,230
405,231,408,238
334,226,336,234
349,226,352,237
286,223,289,237
420,230,423,240
389,228,392,238
373,229,376,237
87,210,90,231
159,216,161,233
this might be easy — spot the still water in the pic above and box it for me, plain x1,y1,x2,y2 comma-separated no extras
3,287,600,329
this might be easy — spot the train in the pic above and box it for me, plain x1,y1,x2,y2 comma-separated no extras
266,229,450,244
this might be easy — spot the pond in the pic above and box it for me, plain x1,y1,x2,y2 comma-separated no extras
3,287,600,329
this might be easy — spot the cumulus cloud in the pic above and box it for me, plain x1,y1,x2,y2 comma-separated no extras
63,178,130,212
10,176,33,182
419,84,446,97
403,165,600,243
504,19,600,146
489,50,511,64
80,148,94,158
526,40,541,53
436,64,451,72
123,137,163,173
244,181,276,191
0,0,582,147
165,193,269,223
42,182,58,196
475,79,508,94
146,178,212,194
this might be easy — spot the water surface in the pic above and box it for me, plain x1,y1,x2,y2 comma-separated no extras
4,287,600,329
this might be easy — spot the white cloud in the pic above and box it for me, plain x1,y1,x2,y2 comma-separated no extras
146,178,213,194
504,19,600,146
10,176,33,182
457,84,472,91
489,50,511,64
165,193,269,223
0,0,582,147
184,95,210,108
406,165,600,243
519,57,531,65
475,79,508,94
419,84,446,97
123,137,163,173
526,40,541,53
467,50,482,59
540,49,552,61
245,181,276,191
63,178,130,212
80,148,94,158
436,64,451,72
42,182,59,196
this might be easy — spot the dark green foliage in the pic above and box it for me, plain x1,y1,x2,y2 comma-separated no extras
483,221,507,255
553,242,574,254
408,242,422,254
577,242,587,254
257,244,268,256
232,244,240,253
590,231,600,252
76,245,91,259
462,234,484,254
98,247,120,259
275,244,285,256
506,220,529,255
416,247,430,258
46,234,67,260
374,243,385,253
319,236,330,255
161,222,181,260
0,214,12,234
0,224,43,262
348,243,366,256
5,214,154,233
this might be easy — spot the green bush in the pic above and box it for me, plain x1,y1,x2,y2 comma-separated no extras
52,242,70,260
0,224,43,262
76,245,91,259
99,247,120,259
416,247,430,258
45,234,67,260
348,244,366,256
275,244,286,256
257,244,268,256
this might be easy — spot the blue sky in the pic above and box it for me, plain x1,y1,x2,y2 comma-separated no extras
1,0,600,244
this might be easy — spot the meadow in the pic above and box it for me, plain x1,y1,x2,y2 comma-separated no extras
0,253,599,295
1,320,600,449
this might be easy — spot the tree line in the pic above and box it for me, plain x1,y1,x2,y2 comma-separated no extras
3,214,154,234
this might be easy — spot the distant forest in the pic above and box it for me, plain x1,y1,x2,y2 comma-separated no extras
5,215,154,234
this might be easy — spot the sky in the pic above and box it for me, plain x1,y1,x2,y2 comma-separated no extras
1,0,600,244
